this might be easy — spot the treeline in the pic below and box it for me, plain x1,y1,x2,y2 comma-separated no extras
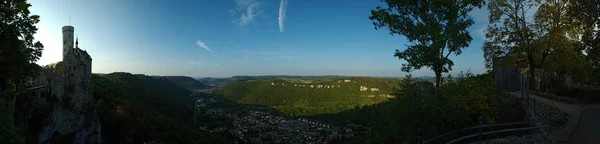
162,76,209,90
92,72,229,143
216,77,402,116
310,73,524,143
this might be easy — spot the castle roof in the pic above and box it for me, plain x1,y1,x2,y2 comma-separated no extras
68,48,92,60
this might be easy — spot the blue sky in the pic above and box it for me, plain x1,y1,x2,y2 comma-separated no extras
31,0,490,78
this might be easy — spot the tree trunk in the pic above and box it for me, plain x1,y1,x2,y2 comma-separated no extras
435,70,441,97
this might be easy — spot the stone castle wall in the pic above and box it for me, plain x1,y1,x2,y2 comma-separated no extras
36,25,100,143
63,48,92,86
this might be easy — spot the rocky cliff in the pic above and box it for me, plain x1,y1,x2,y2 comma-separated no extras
36,71,102,144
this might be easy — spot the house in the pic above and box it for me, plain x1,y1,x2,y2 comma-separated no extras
493,57,524,92
493,57,546,91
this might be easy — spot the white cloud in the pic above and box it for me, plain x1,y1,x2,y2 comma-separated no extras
278,0,288,32
232,0,261,26
195,40,212,52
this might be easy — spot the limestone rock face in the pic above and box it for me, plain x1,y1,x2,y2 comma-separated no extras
38,75,101,144
39,107,101,143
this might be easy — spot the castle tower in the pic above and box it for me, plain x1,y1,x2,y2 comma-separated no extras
62,25,92,85
62,26,74,59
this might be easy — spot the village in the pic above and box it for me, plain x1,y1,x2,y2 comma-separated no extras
192,93,366,143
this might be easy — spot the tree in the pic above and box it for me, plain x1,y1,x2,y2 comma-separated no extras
485,0,595,88
484,0,543,89
369,0,484,96
568,0,600,85
0,0,44,92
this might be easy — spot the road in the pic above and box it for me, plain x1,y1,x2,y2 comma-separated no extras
507,92,600,143
569,107,600,144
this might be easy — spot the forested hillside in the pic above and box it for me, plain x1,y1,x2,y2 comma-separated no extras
311,74,523,143
197,77,233,87
92,72,228,143
163,76,209,90
216,77,401,116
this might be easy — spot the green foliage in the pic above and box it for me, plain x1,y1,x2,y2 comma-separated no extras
197,77,233,87
91,73,229,143
369,0,484,96
42,61,63,75
312,73,518,143
217,77,401,116
568,0,600,85
163,76,208,90
0,0,44,91
198,75,347,87
484,0,593,88
0,99,25,143
0,0,43,142
555,85,600,103
441,72,513,123
484,0,539,69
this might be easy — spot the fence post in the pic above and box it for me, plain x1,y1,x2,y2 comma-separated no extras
533,98,537,120
417,128,423,144
521,73,524,101
525,75,530,105
478,116,483,143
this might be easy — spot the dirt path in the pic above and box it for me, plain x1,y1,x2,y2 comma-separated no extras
507,92,600,143
507,92,580,113
569,106,600,144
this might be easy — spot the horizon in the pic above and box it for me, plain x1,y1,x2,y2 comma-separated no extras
31,0,491,78
94,72,439,79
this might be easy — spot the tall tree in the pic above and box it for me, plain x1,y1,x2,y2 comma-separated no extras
484,0,542,89
369,0,484,96
534,0,586,87
0,0,43,92
568,0,600,85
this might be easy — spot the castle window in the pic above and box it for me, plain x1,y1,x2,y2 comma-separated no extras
64,41,66,44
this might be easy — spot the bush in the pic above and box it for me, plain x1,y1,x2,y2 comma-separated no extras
0,99,25,143
364,72,516,143
554,84,600,103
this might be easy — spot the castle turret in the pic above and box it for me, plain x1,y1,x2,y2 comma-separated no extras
62,26,74,59
62,25,92,85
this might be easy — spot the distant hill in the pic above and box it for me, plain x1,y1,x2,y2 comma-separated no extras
92,72,229,143
414,76,436,82
163,76,209,90
216,77,401,116
197,77,234,87
199,75,349,87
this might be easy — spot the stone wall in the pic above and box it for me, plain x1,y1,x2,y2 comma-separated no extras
38,70,101,143
63,48,92,86
35,45,99,143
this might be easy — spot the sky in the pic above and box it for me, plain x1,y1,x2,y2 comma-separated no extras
30,0,491,78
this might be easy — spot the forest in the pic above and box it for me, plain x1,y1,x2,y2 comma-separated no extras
216,77,401,116
162,76,209,90
310,73,524,143
91,73,229,143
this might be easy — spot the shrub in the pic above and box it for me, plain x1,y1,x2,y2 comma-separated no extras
554,84,600,103
0,99,25,143
365,72,516,143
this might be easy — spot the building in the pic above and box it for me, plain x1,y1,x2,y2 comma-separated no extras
62,25,92,86
493,57,522,92
38,25,100,144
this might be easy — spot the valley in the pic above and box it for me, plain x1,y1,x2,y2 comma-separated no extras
216,77,401,116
